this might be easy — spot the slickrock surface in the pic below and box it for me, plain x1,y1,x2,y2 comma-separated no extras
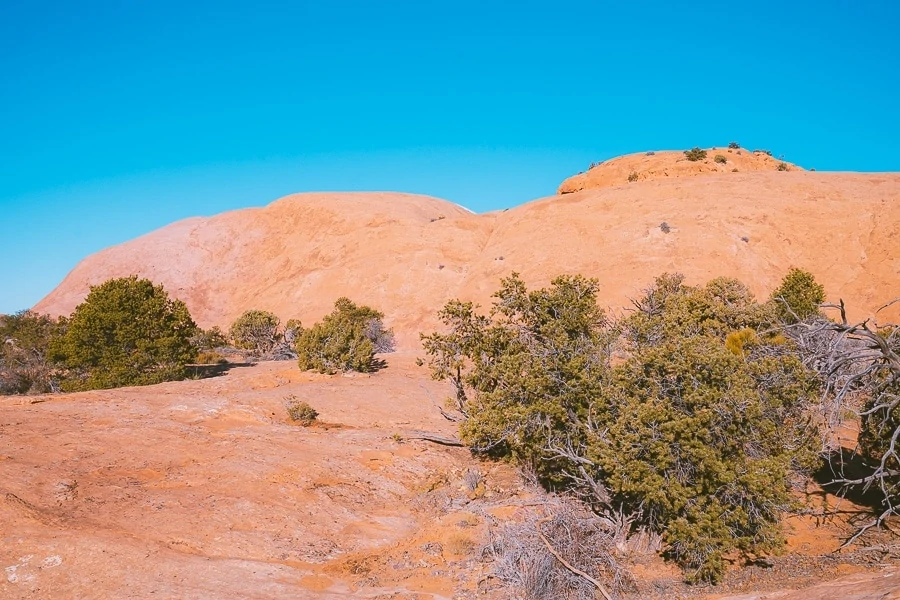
0,356,484,598
2,357,898,598
35,173,900,347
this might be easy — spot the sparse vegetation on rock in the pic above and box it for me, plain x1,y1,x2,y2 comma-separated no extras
627,171,639,182
728,141,740,149
49,276,198,391
296,298,394,374
285,395,318,425
714,154,727,164
683,147,707,161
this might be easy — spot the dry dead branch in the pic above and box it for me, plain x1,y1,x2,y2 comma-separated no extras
482,495,633,599
536,515,613,600
402,430,465,446
786,298,900,545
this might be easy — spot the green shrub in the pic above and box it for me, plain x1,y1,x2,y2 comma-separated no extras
608,340,815,581
296,298,394,374
421,273,819,583
770,268,825,323
627,171,639,182
229,310,281,355
49,277,198,391
284,318,303,345
285,396,318,425
728,141,740,149
777,162,789,171
196,351,227,365
683,147,707,161
714,154,727,164
0,310,63,394
192,326,228,351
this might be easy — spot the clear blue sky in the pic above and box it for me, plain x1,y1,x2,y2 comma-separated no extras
2,1,898,314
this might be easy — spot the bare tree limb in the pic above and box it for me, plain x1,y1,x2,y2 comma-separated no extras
536,515,613,600
786,297,900,545
401,430,464,446
419,383,464,422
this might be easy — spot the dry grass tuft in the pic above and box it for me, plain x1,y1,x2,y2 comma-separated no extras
444,531,477,556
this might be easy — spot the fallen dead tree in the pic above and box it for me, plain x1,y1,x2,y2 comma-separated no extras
786,298,900,545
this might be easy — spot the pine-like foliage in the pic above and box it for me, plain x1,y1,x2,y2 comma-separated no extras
229,310,281,355
421,273,820,583
296,297,394,374
770,267,825,323
50,276,198,390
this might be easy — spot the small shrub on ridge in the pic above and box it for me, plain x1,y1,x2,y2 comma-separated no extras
684,147,707,161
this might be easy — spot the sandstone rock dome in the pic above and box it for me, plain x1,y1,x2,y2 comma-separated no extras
35,163,900,348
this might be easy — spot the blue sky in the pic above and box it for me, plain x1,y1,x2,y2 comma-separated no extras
2,0,898,314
